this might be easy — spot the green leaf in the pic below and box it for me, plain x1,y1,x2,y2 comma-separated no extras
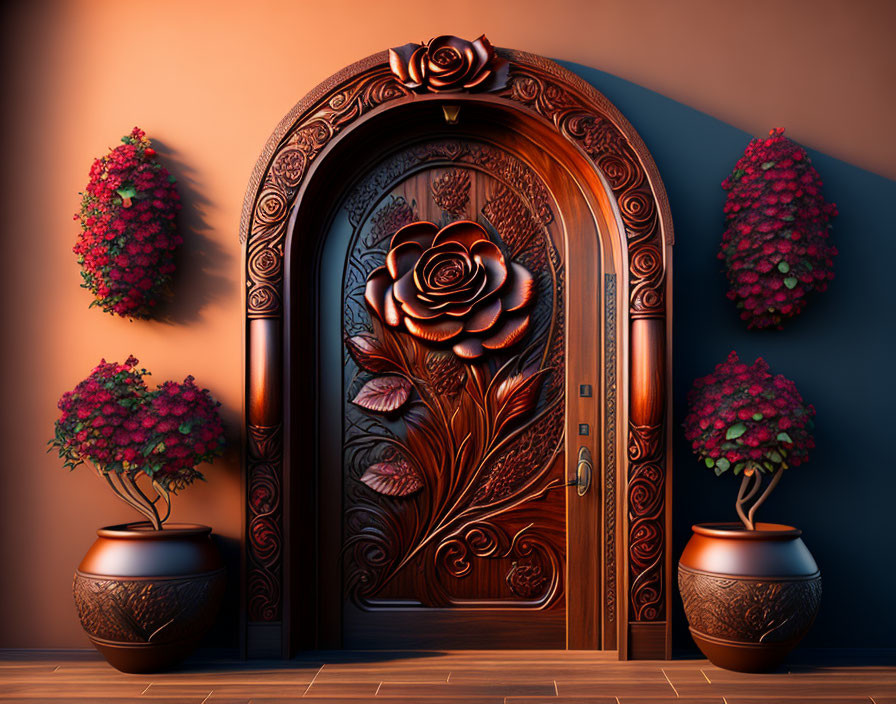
767,450,783,463
726,423,747,440
761,161,776,170
178,423,192,435
733,462,745,475
716,458,730,472
777,261,790,273
116,186,137,200
782,214,795,222
705,457,715,468
784,277,798,289
752,412,764,421
714,465,725,476
777,432,793,443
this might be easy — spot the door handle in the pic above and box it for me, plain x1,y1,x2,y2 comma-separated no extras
575,446,592,496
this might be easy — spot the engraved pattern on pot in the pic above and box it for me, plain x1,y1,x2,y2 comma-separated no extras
73,571,225,644
678,566,822,644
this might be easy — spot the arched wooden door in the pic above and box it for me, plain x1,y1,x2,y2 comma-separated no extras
315,113,602,649
242,39,673,659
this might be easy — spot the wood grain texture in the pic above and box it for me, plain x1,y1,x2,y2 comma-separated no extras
1,649,891,702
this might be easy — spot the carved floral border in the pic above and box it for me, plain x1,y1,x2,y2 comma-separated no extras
241,48,672,652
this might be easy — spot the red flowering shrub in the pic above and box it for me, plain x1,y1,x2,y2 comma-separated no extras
74,128,181,318
720,128,837,329
51,357,225,528
683,352,815,529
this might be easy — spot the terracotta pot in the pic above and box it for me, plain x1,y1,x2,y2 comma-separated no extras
73,522,226,673
678,522,821,672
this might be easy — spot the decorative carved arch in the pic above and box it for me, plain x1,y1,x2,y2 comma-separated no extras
241,44,673,659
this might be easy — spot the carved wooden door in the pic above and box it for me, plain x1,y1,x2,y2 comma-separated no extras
318,129,602,649
245,43,673,659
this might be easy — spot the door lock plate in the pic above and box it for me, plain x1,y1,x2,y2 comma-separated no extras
576,446,593,496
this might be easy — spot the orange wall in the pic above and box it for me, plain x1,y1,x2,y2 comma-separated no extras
1,0,893,648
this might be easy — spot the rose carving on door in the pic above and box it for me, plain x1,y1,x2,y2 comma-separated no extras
363,220,534,359
342,153,566,613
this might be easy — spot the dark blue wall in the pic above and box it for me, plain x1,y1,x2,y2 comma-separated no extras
562,61,896,650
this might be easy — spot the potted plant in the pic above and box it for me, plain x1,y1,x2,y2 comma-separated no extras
678,351,822,672
50,357,226,673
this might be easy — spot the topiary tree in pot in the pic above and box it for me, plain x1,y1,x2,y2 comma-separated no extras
50,357,227,673
683,350,815,529
678,351,822,672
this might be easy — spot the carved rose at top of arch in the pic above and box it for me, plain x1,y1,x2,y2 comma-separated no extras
389,34,509,93
364,220,534,359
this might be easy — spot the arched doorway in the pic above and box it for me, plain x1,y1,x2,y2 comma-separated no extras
241,38,673,659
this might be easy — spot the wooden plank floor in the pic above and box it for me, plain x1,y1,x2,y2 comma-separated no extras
0,649,894,703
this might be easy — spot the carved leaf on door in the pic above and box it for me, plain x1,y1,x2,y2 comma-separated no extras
360,460,424,497
351,375,413,414
344,333,396,374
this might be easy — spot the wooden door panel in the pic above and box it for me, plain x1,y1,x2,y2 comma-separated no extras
333,138,576,647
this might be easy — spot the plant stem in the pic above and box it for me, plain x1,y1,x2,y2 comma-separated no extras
104,472,156,526
743,469,762,505
128,472,162,524
114,472,161,529
152,479,172,525
87,459,156,527
735,472,753,530
747,469,784,528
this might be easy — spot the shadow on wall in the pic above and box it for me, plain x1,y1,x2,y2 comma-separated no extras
560,60,896,651
150,139,232,325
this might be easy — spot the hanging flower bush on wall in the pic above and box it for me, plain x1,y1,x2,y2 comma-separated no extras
50,356,225,529
720,128,837,329
683,351,815,529
74,128,182,318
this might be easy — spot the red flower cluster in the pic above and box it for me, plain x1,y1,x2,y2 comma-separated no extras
720,128,837,329
683,351,815,476
52,356,150,471
141,376,226,489
51,357,225,491
74,128,181,318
